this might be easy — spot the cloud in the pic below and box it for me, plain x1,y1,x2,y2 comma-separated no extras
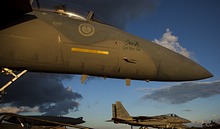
190,118,220,127
142,80,220,104
182,109,192,112
153,28,193,59
74,0,159,29
0,72,82,116
0,105,39,114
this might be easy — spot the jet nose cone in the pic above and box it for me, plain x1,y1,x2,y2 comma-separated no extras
155,47,213,81
180,117,191,123
184,119,191,123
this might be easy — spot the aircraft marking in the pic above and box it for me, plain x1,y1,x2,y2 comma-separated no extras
71,48,109,55
124,40,140,47
57,34,61,43
4,35,32,40
78,23,95,37
123,40,141,51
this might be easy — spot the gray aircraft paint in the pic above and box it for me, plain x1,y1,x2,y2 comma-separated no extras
0,0,213,84
110,101,190,129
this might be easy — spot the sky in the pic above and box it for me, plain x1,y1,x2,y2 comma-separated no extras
1,0,220,129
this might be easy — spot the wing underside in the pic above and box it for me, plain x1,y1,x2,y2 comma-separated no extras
0,113,92,129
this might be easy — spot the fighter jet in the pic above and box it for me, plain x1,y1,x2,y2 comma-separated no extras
0,0,213,90
0,113,92,129
108,101,190,129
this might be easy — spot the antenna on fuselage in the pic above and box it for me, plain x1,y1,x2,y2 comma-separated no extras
86,11,94,21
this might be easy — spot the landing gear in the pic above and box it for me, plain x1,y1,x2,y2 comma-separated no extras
0,68,27,101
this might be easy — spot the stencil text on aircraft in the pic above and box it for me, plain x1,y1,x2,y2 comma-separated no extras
123,40,140,51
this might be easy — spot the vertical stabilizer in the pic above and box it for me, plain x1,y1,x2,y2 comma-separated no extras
114,101,132,120
112,104,116,118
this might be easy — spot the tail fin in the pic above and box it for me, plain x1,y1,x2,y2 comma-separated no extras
112,101,132,120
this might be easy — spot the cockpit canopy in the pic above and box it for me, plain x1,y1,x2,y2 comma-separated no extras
32,0,106,23
166,114,178,117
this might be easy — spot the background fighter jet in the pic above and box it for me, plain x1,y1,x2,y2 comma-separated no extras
108,101,190,129
0,113,92,129
0,0,212,91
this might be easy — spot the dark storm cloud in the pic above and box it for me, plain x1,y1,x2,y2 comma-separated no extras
142,80,220,104
72,0,159,29
0,72,82,115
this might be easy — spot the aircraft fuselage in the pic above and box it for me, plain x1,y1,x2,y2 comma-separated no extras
0,9,213,82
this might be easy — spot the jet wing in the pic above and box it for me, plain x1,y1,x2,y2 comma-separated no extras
0,113,92,129
109,118,133,122
106,118,135,124
133,116,164,120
